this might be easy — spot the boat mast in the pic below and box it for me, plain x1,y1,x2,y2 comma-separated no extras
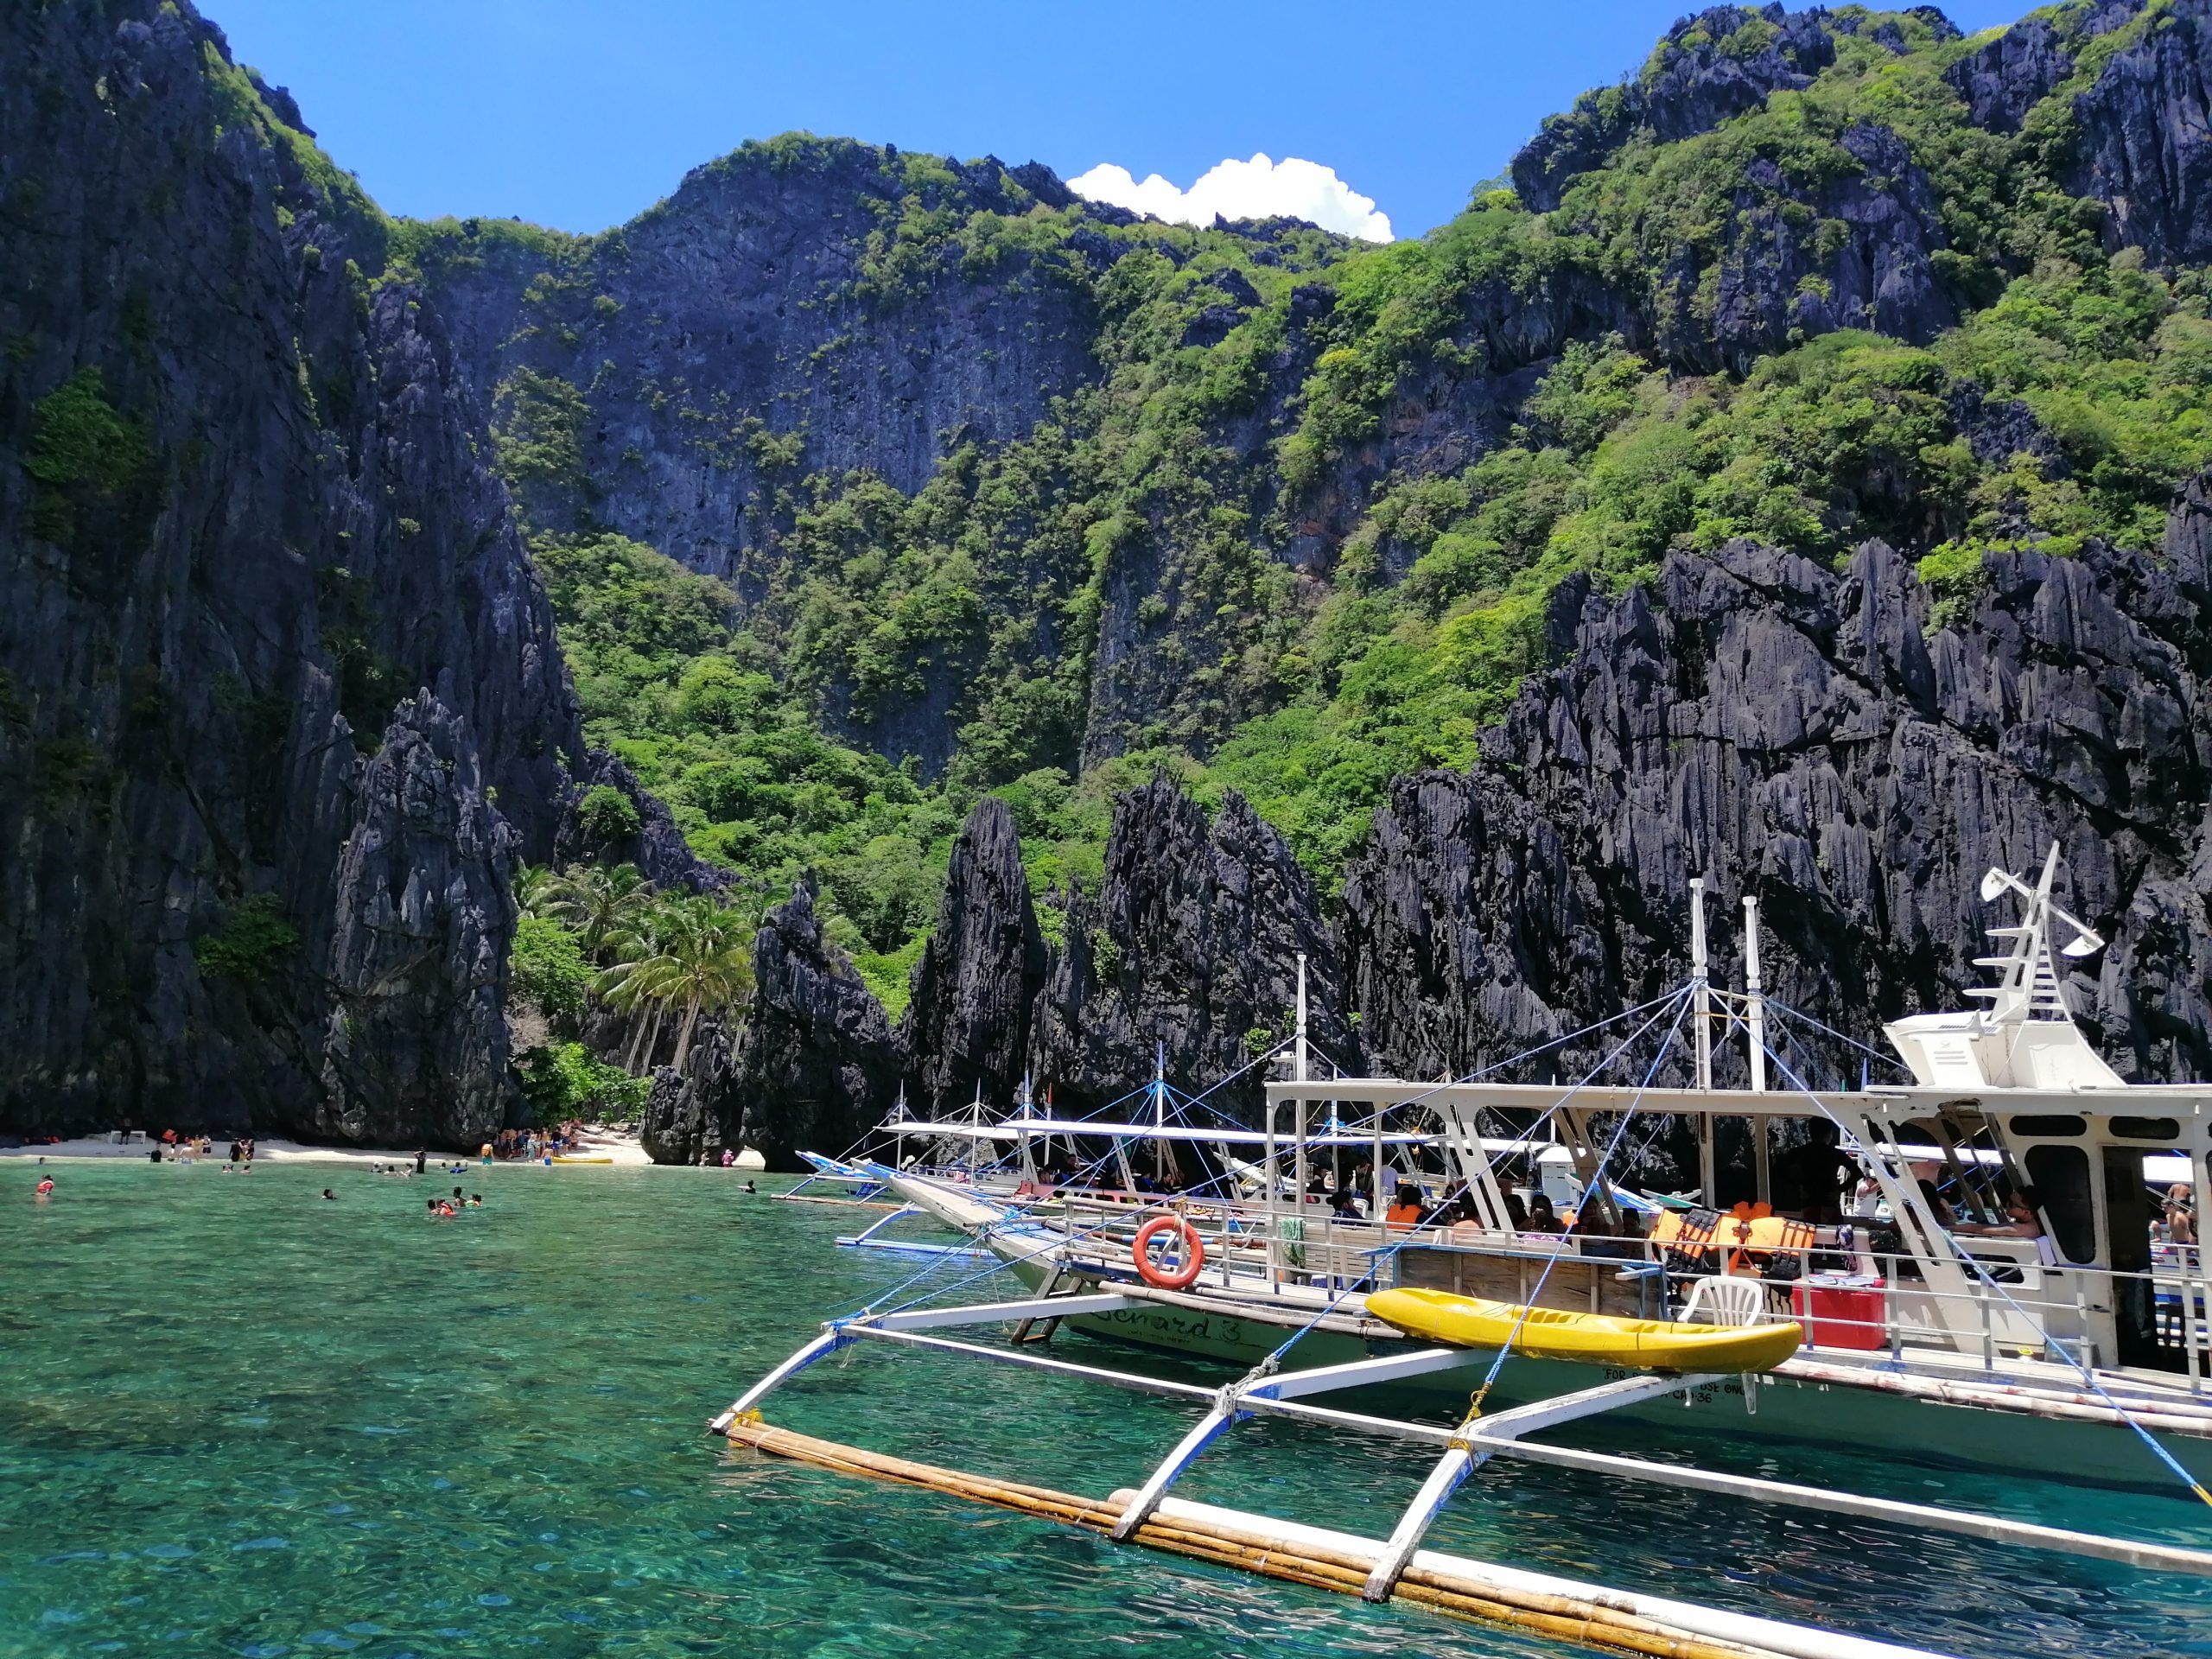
1294,953,1310,1209
1689,879,1713,1092
1153,1040,1167,1184
1743,894,1770,1206
1743,895,1768,1094
1017,1071,1037,1187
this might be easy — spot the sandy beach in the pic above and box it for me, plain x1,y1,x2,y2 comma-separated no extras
0,1125,653,1166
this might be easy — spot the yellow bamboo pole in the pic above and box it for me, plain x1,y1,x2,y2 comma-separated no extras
724,1420,1779,1659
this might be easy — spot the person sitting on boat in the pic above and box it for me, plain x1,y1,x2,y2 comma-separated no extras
1330,1188,1363,1222
2164,1185,2196,1247
1573,1203,1642,1259
1524,1194,1564,1234
1912,1172,1958,1228
1954,1185,2054,1264
1384,1185,1426,1230
1774,1119,1858,1224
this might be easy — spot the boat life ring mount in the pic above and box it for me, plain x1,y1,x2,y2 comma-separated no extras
1132,1213,1205,1289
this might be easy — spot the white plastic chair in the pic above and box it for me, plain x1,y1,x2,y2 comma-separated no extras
1680,1273,1766,1327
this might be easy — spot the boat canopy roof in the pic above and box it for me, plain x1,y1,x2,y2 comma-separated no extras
881,1116,1550,1152
1264,1078,2212,1118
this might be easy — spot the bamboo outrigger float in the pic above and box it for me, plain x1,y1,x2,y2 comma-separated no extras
719,850,2212,1653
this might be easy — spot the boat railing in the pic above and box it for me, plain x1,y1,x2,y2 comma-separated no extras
1033,1194,2209,1387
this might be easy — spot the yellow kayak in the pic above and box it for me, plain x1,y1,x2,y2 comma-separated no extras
1366,1287,1802,1373
551,1154,613,1164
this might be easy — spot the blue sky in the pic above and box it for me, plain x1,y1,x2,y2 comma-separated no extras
208,1,2031,241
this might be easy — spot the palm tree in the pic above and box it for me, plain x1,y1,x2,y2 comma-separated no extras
598,897,680,1071
512,864,559,920
544,863,651,959
597,895,754,1074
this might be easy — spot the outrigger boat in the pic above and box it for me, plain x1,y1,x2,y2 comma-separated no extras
718,850,2212,1656
878,849,2212,1491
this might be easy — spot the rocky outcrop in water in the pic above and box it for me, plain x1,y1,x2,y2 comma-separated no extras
732,880,900,1166
639,1018,737,1165
1341,512,2212,1108
897,798,1047,1116
0,3,586,1142
1030,783,1357,1119
315,696,518,1147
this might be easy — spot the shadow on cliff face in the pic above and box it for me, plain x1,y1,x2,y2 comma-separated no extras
0,5,669,1147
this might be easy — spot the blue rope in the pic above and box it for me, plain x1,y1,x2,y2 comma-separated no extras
1252,987,1696,1370
1764,996,1916,1077
1465,989,1694,1406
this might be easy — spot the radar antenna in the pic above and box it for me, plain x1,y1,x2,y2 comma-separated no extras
1968,842,2105,1026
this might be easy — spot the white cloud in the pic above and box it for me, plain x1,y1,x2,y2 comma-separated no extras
1067,153,1393,243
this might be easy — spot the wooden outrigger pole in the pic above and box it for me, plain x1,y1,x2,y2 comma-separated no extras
726,1416,1884,1659
713,1288,2212,1659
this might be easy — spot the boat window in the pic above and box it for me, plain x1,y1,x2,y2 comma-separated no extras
2024,1144,2097,1265
2008,1114,2085,1138
2107,1116,2182,1143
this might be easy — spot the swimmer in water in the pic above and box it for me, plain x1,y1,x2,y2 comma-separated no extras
321,1188,337,1200
35,1176,55,1198
467,1193,482,1207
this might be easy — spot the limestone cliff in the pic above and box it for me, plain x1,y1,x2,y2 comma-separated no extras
0,3,585,1141
1029,783,1357,1120
896,798,1047,1118
1341,511,2212,1111
734,881,901,1166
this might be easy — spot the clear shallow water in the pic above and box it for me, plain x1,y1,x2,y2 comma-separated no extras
2,1164,2209,1659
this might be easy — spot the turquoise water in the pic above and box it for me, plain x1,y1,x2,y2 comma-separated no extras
3,1164,2209,1659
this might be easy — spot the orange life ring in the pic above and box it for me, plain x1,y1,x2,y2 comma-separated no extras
1132,1214,1205,1289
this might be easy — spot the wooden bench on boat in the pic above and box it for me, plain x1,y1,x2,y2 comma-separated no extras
1395,1238,1669,1319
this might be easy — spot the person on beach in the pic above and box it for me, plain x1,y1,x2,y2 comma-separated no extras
414,1147,427,1175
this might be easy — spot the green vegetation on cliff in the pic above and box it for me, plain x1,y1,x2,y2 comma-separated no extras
454,3,2212,974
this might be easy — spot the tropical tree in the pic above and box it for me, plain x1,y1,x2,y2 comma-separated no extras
543,862,652,958
597,897,680,1071
596,895,755,1074
512,863,574,925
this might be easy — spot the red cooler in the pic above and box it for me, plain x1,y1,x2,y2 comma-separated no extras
1791,1276,1886,1351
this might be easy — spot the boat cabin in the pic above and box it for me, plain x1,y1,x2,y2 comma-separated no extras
1262,849,2212,1385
